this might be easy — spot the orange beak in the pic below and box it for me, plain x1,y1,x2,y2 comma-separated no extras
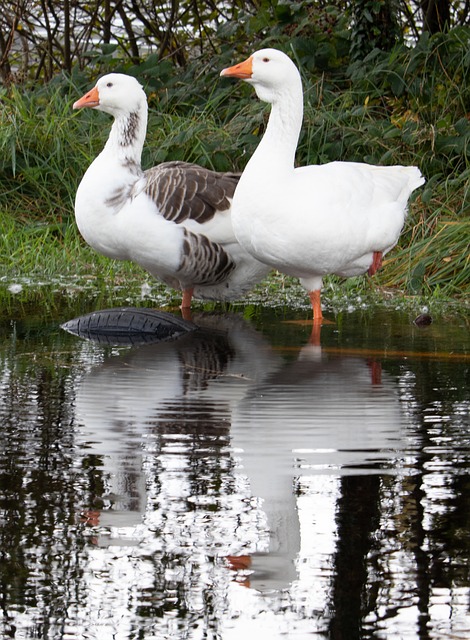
220,56,253,80
73,86,100,109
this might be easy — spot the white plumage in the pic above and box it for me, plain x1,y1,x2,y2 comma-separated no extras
73,73,270,312
221,48,425,322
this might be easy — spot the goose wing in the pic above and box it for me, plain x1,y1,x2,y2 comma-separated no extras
176,227,236,286
144,161,240,224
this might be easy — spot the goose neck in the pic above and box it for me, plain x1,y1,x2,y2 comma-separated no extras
104,101,148,164
255,86,303,169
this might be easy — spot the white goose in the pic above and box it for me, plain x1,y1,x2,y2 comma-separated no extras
220,49,425,323
73,73,270,312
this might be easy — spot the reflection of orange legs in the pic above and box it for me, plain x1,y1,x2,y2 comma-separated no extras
309,322,322,347
226,555,252,588
367,359,382,385
226,555,252,571
368,251,383,276
80,509,101,527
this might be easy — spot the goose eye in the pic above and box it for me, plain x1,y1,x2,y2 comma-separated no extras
262,57,270,63
106,82,113,88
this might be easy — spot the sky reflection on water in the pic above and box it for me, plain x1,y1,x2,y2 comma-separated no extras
0,306,469,639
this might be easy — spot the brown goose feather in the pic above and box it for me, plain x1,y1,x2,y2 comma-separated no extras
144,161,240,224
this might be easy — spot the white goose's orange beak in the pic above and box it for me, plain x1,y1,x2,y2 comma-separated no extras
73,86,100,109
220,56,253,79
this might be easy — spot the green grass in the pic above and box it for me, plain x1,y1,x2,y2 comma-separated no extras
0,31,468,315
1,204,466,322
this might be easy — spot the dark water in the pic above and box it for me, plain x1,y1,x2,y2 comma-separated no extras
0,303,469,639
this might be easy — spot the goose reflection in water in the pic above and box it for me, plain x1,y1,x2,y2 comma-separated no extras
74,313,280,543
231,341,405,589
73,312,407,603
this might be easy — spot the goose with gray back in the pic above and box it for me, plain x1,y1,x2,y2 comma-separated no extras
73,73,270,312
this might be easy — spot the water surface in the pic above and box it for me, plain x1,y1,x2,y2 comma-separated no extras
0,304,469,639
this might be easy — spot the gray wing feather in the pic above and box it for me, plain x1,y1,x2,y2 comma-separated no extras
177,228,236,286
144,161,240,224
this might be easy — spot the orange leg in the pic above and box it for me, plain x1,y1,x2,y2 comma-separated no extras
309,289,323,324
180,288,194,321
368,251,383,276
180,287,193,310
308,289,324,345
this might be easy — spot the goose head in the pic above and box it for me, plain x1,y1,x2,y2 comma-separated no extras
73,73,146,118
220,48,301,105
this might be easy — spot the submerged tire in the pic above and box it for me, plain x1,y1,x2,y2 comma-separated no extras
61,307,197,345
